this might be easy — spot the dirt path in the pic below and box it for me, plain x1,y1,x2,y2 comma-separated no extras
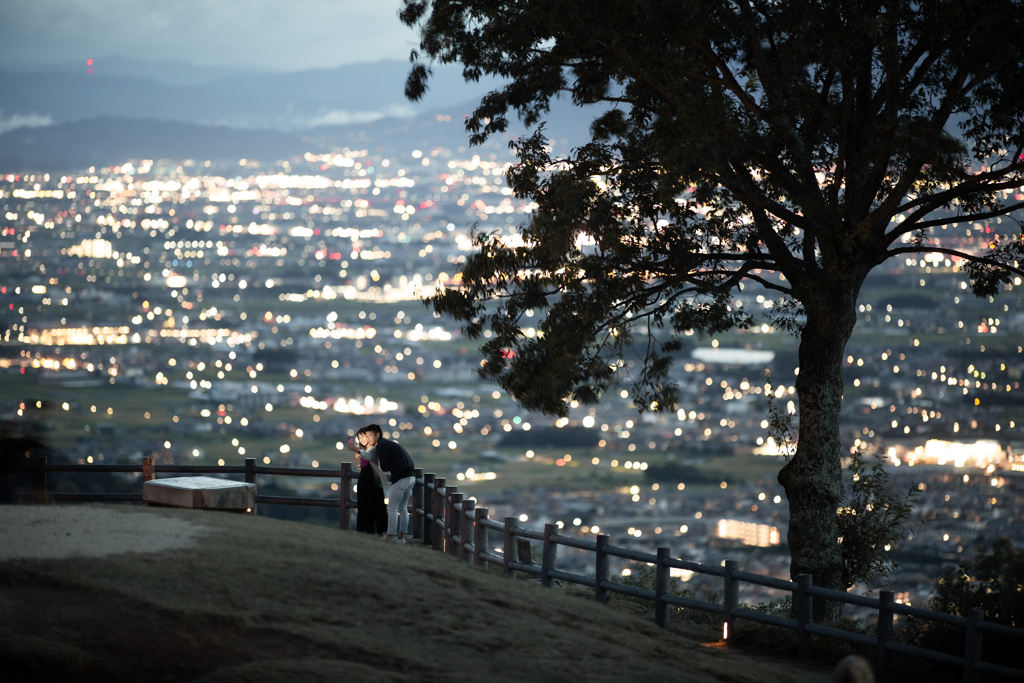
0,506,209,561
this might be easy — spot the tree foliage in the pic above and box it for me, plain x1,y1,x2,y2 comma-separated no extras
893,538,1024,679
764,370,797,459
836,453,919,590
401,0,1024,611
930,537,1024,625
403,0,1024,415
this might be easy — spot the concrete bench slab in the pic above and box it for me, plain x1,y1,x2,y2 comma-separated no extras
143,476,255,511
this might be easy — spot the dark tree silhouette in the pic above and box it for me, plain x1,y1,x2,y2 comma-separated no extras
401,0,1024,619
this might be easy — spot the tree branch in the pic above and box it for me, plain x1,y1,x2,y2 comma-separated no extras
693,41,770,123
886,246,1024,278
895,170,1024,215
900,202,1024,233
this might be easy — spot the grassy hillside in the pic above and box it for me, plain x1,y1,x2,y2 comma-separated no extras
0,505,829,682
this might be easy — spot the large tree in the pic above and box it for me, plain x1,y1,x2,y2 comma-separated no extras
400,0,1024,619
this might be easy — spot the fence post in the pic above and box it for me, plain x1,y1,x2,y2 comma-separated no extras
340,462,354,530
517,538,533,566
503,516,518,578
595,533,610,604
244,457,256,516
797,574,814,659
33,456,47,505
422,473,435,546
448,492,463,557
431,478,446,552
412,468,424,540
142,455,155,482
460,497,475,564
963,609,984,683
655,547,671,628
875,589,894,679
441,482,454,553
723,559,738,642
541,523,557,588
474,507,489,569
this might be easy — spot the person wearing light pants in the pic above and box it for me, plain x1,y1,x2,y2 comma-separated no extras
360,424,416,542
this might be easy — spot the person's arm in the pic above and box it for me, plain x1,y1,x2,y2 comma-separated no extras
362,446,385,488
368,460,386,488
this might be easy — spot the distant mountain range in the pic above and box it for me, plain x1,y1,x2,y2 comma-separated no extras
0,59,499,131
0,58,602,171
0,107,594,172
0,118,305,171
0,56,259,87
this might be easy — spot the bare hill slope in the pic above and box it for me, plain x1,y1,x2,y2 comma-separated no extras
0,505,828,683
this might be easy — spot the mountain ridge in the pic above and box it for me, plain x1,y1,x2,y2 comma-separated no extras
0,96,599,171
0,59,500,131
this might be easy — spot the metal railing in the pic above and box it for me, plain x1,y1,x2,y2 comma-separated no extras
14,456,1024,681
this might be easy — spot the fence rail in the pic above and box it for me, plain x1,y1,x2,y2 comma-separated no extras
12,455,1024,682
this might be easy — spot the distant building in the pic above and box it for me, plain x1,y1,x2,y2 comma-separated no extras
905,439,1007,468
716,519,781,547
66,239,112,259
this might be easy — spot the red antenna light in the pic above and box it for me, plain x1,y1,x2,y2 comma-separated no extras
86,58,93,65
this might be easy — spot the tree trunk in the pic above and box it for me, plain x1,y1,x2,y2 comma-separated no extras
778,281,860,623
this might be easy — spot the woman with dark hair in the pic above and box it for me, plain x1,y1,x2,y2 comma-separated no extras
347,427,387,536
359,424,416,542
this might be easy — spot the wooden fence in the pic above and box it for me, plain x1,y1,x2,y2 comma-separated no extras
14,455,1024,682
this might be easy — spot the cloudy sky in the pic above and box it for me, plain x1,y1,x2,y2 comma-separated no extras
1,0,419,71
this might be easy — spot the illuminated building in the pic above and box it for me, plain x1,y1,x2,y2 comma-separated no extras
717,519,781,547
66,239,113,258
906,439,1008,468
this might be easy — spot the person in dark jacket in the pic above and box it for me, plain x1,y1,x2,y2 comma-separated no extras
361,424,416,542
347,427,387,536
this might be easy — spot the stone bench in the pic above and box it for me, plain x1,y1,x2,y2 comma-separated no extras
143,476,255,511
